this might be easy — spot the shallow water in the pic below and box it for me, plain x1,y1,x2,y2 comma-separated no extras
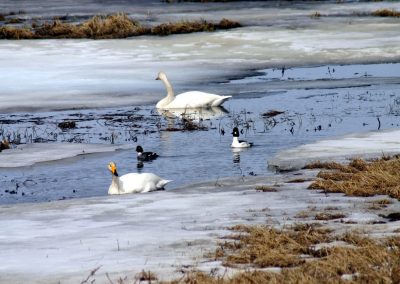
1,1,400,204
1,62,400,204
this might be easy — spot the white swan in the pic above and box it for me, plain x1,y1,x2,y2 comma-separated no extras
155,71,231,109
108,162,172,195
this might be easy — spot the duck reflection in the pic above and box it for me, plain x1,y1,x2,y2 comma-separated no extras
232,148,241,164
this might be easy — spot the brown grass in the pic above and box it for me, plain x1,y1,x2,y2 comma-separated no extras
255,185,277,192
172,225,400,284
314,212,345,221
0,14,240,39
368,198,393,210
372,9,400,17
261,110,285,118
0,139,10,151
308,157,400,200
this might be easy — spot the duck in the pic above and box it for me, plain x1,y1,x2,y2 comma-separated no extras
136,145,158,161
155,71,232,109
108,162,172,195
231,127,253,148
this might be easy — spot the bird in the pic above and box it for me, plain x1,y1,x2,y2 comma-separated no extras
136,145,158,161
231,127,253,148
155,71,231,109
107,162,172,195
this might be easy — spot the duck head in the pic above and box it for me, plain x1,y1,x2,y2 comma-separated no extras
136,145,143,153
108,162,118,176
232,127,240,137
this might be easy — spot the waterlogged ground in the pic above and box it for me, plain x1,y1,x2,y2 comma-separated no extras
1,1,400,282
1,62,400,203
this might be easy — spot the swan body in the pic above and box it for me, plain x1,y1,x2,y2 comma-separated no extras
136,145,158,161
231,127,253,148
108,162,172,195
156,71,231,109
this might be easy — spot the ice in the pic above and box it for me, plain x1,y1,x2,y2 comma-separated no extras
0,143,132,167
1,1,400,112
269,129,400,171
1,174,396,283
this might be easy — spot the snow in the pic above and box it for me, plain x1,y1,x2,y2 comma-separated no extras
269,129,400,171
1,2,400,112
0,143,132,168
1,174,397,283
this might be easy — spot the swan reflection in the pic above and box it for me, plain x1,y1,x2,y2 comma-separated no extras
157,106,229,122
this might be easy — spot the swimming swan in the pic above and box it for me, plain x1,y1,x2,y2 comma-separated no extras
156,71,231,109
108,162,172,194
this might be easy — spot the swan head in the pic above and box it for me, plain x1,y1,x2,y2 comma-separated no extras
108,162,118,176
232,127,240,137
136,145,143,153
155,71,167,81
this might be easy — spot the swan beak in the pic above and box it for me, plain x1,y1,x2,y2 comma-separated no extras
155,76,160,80
108,162,117,174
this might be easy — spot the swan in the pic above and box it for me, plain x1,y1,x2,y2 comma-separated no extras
231,127,253,148
155,71,232,109
108,162,172,195
136,145,158,161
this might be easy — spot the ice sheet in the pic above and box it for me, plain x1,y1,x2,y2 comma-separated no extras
0,173,397,283
0,143,132,167
269,129,400,170
0,1,399,112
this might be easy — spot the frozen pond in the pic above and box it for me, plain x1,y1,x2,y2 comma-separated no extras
0,0,399,204
1,1,400,282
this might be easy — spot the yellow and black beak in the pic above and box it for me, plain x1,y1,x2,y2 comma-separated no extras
108,162,118,176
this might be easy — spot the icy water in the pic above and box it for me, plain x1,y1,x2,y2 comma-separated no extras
1,1,400,204
1,62,400,204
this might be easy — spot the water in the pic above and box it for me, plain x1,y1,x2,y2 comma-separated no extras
0,1,400,204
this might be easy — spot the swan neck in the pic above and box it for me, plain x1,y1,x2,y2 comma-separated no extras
162,76,174,98
110,175,121,194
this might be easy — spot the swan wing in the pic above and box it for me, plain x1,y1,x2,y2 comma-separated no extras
167,91,231,108
120,173,170,193
119,173,147,193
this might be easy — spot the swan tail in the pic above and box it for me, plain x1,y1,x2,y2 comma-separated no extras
211,96,232,107
158,179,173,189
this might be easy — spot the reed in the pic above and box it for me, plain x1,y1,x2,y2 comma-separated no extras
372,9,400,17
166,225,400,283
0,13,240,39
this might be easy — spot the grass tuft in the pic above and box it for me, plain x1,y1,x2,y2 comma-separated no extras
308,157,400,200
186,225,400,284
0,13,240,39
372,9,400,17
255,185,277,192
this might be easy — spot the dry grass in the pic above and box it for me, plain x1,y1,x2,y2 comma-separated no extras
314,212,345,221
255,185,277,192
0,14,240,39
368,198,393,210
0,139,10,151
308,157,400,200
372,9,400,17
261,109,285,118
172,225,400,284
217,224,332,268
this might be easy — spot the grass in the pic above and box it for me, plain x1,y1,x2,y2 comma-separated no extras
255,185,277,192
0,139,10,151
372,9,400,17
167,224,400,284
308,157,400,200
0,13,240,39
